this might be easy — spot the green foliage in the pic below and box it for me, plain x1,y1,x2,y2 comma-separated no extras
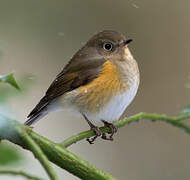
0,73,20,90
0,72,24,167
0,56,36,178
0,143,22,166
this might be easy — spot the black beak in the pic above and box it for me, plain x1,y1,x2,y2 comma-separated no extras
123,39,133,45
118,38,133,47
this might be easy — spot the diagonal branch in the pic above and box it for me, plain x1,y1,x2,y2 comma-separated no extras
0,113,190,180
61,112,190,148
0,170,45,180
29,130,118,180
0,115,118,180
0,115,58,180
22,132,59,180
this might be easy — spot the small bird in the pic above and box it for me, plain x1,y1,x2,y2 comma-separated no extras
25,30,140,144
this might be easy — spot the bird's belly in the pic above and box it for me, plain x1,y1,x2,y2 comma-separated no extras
82,81,139,123
57,59,139,123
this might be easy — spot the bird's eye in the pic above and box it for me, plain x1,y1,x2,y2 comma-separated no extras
103,42,113,51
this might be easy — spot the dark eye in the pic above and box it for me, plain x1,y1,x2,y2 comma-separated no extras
103,42,113,51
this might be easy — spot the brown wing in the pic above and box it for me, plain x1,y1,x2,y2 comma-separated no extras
27,55,106,119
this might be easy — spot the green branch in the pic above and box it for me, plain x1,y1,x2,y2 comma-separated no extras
29,130,118,180
22,132,59,180
0,115,117,180
61,112,190,148
0,115,58,180
0,112,190,180
0,170,45,180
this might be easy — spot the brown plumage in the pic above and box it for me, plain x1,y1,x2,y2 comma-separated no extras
25,30,139,144
26,56,106,125
75,60,124,113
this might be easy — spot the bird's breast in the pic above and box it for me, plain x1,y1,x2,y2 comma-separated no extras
75,61,125,110
71,60,139,123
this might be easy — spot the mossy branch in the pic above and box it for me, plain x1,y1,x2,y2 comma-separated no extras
0,112,190,180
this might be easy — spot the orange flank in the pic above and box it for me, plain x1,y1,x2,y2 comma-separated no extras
77,60,124,112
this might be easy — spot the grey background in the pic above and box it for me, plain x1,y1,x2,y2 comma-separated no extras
0,0,190,179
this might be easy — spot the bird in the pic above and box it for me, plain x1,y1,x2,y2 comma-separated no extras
24,30,140,144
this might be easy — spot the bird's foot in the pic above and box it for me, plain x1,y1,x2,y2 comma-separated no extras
101,121,117,141
86,126,101,144
82,113,102,144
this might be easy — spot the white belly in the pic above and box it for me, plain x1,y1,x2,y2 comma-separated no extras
83,80,139,123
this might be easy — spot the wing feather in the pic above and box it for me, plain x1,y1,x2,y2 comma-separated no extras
27,56,106,120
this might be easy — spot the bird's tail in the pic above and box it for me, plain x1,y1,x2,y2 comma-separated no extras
24,96,61,126
24,111,48,126
24,96,50,126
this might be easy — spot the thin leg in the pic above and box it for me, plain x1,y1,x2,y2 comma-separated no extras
82,114,101,144
101,120,117,141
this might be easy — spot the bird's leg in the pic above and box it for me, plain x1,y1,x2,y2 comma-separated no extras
82,114,101,144
101,120,117,141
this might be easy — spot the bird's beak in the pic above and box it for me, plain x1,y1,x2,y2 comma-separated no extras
118,38,133,48
123,39,133,46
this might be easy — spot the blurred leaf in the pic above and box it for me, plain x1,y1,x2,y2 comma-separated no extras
0,143,22,166
0,74,35,103
181,105,190,115
0,73,20,90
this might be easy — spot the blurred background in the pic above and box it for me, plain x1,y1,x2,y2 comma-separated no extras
0,0,190,179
